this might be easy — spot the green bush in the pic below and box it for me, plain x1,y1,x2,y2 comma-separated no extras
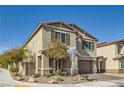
61,71,68,76
44,73,52,78
13,73,20,76
34,73,41,78
55,70,62,76
84,75,88,79
56,77,64,82
10,67,18,73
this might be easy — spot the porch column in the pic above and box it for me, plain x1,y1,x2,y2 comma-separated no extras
70,56,78,75
53,61,56,74
92,59,97,73
22,62,27,75
41,55,49,75
41,55,44,75
8,64,11,71
18,62,22,73
35,56,38,73
74,57,79,74
98,61,101,73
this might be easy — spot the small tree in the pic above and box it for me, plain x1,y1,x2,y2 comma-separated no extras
47,39,69,75
24,49,36,63
0,48,26,72
0,53,11,68
10,48,26,69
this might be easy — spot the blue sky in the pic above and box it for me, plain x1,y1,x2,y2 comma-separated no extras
0,5,124,53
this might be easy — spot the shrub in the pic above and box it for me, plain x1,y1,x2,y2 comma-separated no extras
56,77,64,82
61,71,68,76
14,73,20,76
34,73,41,78
84,75,88,79
55,70,63,76
10,67,18,73
86,78,94,81
44,73,52,78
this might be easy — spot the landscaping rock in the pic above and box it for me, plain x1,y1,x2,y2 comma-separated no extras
56,77,64,82
48,79,58,84
16,76,24,81
73,74,84,81
33,73,41,78
28,76,37,82
86,77,95,81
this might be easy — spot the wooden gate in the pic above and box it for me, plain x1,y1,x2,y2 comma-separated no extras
27,62,35,76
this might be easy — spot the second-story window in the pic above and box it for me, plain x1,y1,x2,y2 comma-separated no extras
56,32,60,39
121,60,124,69
51,30,70,45
117,44,123,55
55,32,66,44
82,40,94,51
61,33,66,44
37,56,42,68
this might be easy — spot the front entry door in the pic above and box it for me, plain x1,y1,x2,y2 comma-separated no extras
100,61,106,73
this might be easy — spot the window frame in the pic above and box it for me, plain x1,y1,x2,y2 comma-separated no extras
121,60,124,69
117,44,123,55
82,40,94,51
55,31,66,44
37,56,42,69
61,33,66,44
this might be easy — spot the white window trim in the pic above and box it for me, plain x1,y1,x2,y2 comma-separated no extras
83,40,94,51
55,30,66,44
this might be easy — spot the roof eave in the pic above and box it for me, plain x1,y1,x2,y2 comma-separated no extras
97,39,124,48
23,22,75,48
68,23,98,41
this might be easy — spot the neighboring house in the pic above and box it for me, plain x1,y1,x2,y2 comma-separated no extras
97,39,124,73
19,21,97,76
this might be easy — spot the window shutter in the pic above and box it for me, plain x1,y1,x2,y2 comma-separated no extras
82,40,84,49
38,56,42,68
51,30,56,42
66,33,70,45
91,42,94,51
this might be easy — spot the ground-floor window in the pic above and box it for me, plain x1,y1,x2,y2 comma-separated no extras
49,59,53,68
37,56,42,68
121,60,124,69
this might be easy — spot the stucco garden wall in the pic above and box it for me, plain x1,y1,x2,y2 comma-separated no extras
97,44,119,73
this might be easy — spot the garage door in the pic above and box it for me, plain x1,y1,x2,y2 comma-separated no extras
78,60,92,74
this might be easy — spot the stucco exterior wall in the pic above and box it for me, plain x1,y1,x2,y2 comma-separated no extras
41,28,51,75
67,32,76,48
24,28,43,56
97,44,119,73
23,27,43,75
42,29,51,49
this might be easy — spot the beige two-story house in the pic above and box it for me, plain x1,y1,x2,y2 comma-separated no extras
19,21,97,76
97,39,124,73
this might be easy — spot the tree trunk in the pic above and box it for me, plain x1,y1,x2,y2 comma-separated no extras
57,60,59,75
53,59,56,74
15,62,18,74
